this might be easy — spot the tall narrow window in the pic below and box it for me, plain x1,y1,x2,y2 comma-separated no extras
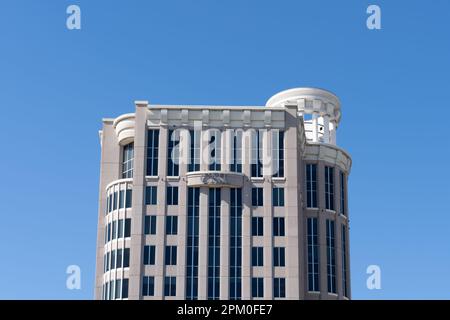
122,279,129,299
272,188,285,207
208,188,221,300
273,217,285,236
123,248,130,268
167,129,180,176
252,217,263,236
165,246,177,265
164,276,176,297
144,215,157,235
125,189,132,208
230,131,242,173
124,218,131,238
188,130,200,172
186,187,200,300
166,186,179,205
252,187,263,206
142,276,155,296
115,279,122,300
119,190,125,209
145,186,157,205
166,216,178,235
118,219,124,238
306,164,317,208
307,217,319,292
342,224,348,297
113,191,117,210
340,171,346,215
146,130,159,176
252,247,263,267
251,277,264,298
122,142,134,178
111,221,117,240
325,166,334,210
116,249,123,268
272,130,284,177
230,188,242,300
274,278,286,298
251,130,263,177
273,247,285,267
110,250,116,270
143,245,156,265
326,220,336,294
208,130,221,171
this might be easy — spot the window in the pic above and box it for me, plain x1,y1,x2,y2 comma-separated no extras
251,130,263,177
122,142,134,178
142,276,155,296
326,219,336,294
252,217,263,236
145,186,157,205
272,130,284,177
105,252,110,271
186,187,200,300
188,130,200,172
340,171,346,215
167,129,180,176
251,188,263,206
208,188,221,300
143,245,156,265
118,219,124,238
252,277,264,298
111,221,117,240
272,188,284,207
273,217,285,236
116,248,123,268
146,130,159,176
252,247,263,267
165,246,177,265
229,188,242,300
166,216,178,235
273,247,285,267
208,130,221,171
124,218,131,238
164,276,176,297
111,250,116,269
144,215,157,235
166,186,178,205
306,164,317,208
325,166,334,210
125,189,132,208
106,223,111,242
115,279,122,299
307,218,319,292
123,248,130,268
122,279,129,299
119,190,125,209
342,225,348,297
113,191,117,210
107,193,112,213
274,278,286,298
230,131,242,173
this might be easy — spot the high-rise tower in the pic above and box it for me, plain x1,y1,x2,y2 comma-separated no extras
95,87,352,300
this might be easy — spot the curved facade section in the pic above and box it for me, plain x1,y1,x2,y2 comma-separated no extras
95,87,352,300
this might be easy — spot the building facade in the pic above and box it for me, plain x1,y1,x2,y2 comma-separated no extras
94,87,352,300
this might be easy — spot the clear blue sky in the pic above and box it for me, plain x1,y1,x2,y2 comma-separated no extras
0,0,449,299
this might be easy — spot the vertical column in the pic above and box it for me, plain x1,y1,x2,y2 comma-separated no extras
157,127,169,298
198,187,208,299
177,129,188,299
329,121,337,145
220,188,230,299
94,121,121,299
262,129,273,299
241,129,252,299
323,116,330,143
311,112,319,143
284,105,301,299
129,102,148,300
317,161,328,299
